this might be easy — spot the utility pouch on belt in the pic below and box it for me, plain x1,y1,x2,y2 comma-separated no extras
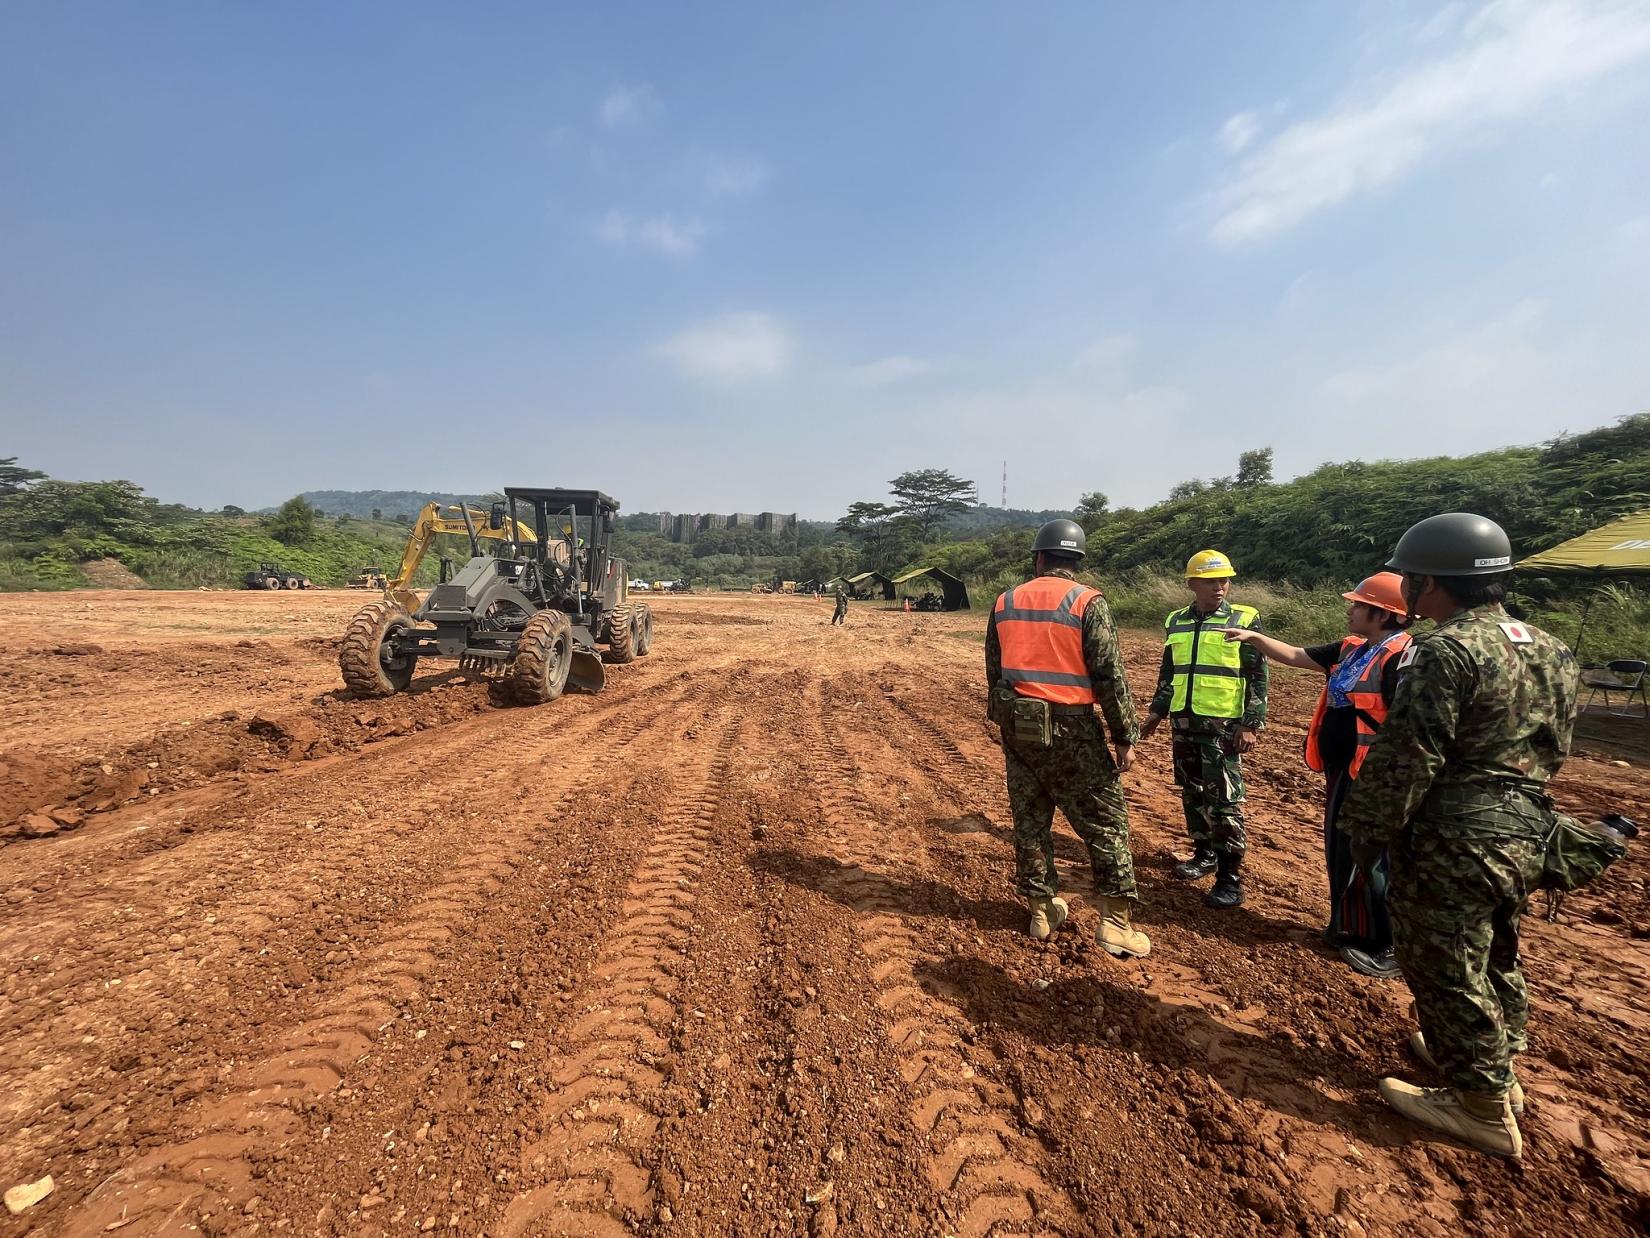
1009,696,1053,747
1540,813,1635,892
988,684,1015,725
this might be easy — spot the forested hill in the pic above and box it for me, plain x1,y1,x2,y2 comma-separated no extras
285,491,495,520
1082,413,1650,583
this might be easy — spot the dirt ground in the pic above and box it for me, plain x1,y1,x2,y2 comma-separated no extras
2,589,1648,1237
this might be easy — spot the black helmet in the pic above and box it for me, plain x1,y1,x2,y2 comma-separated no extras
1033,519,1086,559
1387,513,1513,577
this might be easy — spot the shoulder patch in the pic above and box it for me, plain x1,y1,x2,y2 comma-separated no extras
1498,621,1534,645
1397,645,1419,669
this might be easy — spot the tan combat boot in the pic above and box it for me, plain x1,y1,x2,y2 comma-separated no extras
1409,1031,1524,1115
1378,1077,1522,1159
1095,896,1151,958
1027,896,1069,940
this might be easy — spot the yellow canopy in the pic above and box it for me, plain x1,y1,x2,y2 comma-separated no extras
1518,508,1650,576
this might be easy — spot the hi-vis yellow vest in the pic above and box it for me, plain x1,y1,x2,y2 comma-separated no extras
1165,603,1258,719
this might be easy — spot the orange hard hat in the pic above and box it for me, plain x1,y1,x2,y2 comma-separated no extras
1342,571,1407,616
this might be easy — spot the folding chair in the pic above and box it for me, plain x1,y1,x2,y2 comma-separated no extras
1580,659,1650,718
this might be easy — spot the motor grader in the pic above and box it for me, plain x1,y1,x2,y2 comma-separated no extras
338,489,652,705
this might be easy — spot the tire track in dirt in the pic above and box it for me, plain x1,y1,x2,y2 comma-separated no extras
498,708,746,1237
0,669,710,1161
63,681,690,1234
805,678,1078,1237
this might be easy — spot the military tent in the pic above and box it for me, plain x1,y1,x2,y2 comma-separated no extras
1517,509,1650,576
1518,509,1650,659
892,567,971,611
837,571,895,600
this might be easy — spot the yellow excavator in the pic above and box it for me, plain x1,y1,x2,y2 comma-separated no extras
383,501,537,613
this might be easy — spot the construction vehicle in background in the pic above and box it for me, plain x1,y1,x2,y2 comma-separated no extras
374,501,537,615
243,563,312,590
339,489,651,705
346,565,388,590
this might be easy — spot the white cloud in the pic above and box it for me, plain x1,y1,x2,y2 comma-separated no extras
1319,297,1548,404
701,155,770,199
1209,0,1650,245
1071,332,1138,376
596,210,707,256
844,355,935,386
1218,112,1261,153
598,83,661,129
656,313,794,383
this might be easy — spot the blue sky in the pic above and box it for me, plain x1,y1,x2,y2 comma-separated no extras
2,1,1648,517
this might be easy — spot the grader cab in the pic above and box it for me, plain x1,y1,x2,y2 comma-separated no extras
338,489,652,705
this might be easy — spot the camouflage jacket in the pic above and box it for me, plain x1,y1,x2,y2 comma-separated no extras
1147,600,1269,730
985,569,1141,748
1340,604,1580,848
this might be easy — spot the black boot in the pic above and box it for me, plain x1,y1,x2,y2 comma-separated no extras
1204,853,1245,909
1173,846,1217,881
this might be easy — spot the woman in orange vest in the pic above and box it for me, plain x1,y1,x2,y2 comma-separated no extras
1222,572,1413,979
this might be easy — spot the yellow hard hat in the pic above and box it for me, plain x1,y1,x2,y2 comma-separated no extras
1186,549,1236,579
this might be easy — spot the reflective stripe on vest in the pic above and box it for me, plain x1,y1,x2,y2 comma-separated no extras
994,577,1100,706
1303,630,1413,777
1164,603,1257,719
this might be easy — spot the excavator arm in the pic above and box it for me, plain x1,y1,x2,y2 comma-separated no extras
386,502,537,614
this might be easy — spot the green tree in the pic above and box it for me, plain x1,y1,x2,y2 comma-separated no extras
371,507,384,521
1237,447,1274,487
1076,491,1110,521
220,504,245,517
836,501,901,570
267,496,317,546
888,468,977,541
0,457,47,496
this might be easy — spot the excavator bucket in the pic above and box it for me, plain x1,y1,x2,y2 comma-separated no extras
569,648,606,694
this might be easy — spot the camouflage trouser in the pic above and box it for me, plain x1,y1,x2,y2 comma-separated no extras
1170,723,1247,856
1002,713,1136,900
1389,825,1544,1097
831,604,847,625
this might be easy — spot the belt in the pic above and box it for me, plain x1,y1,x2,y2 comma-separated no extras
1048,703,1094,716
1422,781,1553,840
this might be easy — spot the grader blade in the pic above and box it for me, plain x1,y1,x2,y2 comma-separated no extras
569,649,607,694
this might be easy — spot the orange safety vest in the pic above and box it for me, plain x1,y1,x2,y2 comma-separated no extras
1304,631,1414,778
993,576,1100,707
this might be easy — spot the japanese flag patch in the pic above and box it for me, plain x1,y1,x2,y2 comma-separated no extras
1499,621,1534,644
1397,645,1420,669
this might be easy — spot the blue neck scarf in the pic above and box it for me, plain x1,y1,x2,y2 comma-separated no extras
1327,631,1402,708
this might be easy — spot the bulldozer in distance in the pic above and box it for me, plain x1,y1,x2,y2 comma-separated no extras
338,488,652,705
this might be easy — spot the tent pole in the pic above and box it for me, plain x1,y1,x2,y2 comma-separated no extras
1573,591,1596,662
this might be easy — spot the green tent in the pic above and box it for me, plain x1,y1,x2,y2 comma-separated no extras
891,566,971,611
1518,508,1650,659
1518,508,1650,576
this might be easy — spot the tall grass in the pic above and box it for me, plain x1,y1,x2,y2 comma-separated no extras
965,569,1650,658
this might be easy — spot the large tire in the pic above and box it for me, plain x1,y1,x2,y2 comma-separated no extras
339,600,418,697
604,602,636,664
284,576,302,590
509,610,573,704
264,576,280,590
634,603,653,656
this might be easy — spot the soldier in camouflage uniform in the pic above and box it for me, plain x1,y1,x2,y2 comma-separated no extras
985,519,1148,957
1340,513,1579,1160
1139,550,1269,909
831,585,848,625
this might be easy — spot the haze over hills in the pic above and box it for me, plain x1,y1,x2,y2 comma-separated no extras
285,490,1068,534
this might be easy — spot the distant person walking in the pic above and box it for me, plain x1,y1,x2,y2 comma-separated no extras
1139,550,1267,909
831,586,848,625
985,520,1148,957
1221,572,1414,977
